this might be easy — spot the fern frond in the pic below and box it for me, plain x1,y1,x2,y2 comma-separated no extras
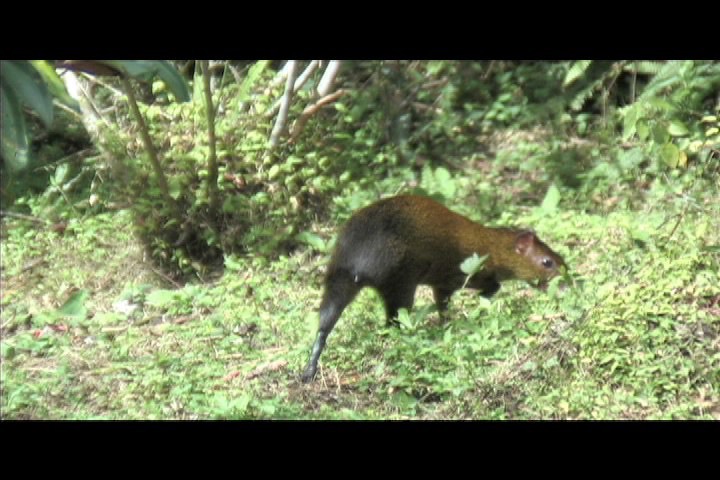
624,61,665,75
637,61,687,101
570,76,605,112
563,60,593,88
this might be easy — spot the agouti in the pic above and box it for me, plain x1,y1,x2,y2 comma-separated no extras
301,194,566,383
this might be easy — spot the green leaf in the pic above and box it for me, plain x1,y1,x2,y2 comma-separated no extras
660,143,680,168
102,61,190,102
667,120,689,137
676,150,688,168
168,178,183,200
618,148,644,170
146,289,178,308
540,184,561,212
0,82,30,171
57,290,88,318
102,60,151,78
29,60,80,112
460,253,488,276
652,124,670,144
434,167,456,198
53,163,69,185
0,60,54,127
563,60,592,87
628,61,664,75
238,60,270,102
295,231,326,252
621,104,640,141
268,164,281,180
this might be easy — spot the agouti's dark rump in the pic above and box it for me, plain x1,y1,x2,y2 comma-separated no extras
301,194,566,383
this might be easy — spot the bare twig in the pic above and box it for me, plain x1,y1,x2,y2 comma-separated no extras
264,61,320,119
482,61,496,80
246,360,288,380
295,60,319,92
51,180,81,216
666,204,690,242
21,258,48,273
269,61,291,88
61,71,110,137
79,72,125,98
0,210,51,224
54,101,83,121
228,64,247,84
288,89,347,143
148,265,183,289
101,326,130,334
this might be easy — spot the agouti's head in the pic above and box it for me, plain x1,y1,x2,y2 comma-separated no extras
512,230,567,288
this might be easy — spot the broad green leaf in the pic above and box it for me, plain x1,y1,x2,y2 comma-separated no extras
268,164,281,180
53,163,69,185
102,60,190,102
618,148,644,170
102,60,151,78
540,184,561,212
667,120,689,137
57,290,88,318
29,60,80,111
660,143,680,168
677,150,688,168
0,60,54,127
460,253,487,276
151,61,191,102
652,124,669,144
0,83,30,170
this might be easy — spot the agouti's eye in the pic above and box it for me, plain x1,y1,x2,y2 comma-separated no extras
541,257,554,269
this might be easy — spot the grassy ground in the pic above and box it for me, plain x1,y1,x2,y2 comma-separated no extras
2,139,719,420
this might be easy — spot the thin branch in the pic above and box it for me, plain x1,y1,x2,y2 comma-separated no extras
269,60,299,150
0,210,51,224
269,61,291,88
264,61,320,119
289,89,347,143
200,61,220,212
228,64,246,84
79,72,125,98
295,60,319,92
61,71,110,137
317,60,341,97
148,264,183,289
119,75,178,217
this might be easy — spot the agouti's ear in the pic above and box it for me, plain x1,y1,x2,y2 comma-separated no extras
515,231,537,255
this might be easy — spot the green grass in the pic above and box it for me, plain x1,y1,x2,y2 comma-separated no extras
2,139,719,420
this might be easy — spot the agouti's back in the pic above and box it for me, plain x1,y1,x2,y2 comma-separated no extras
301,194,566,383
